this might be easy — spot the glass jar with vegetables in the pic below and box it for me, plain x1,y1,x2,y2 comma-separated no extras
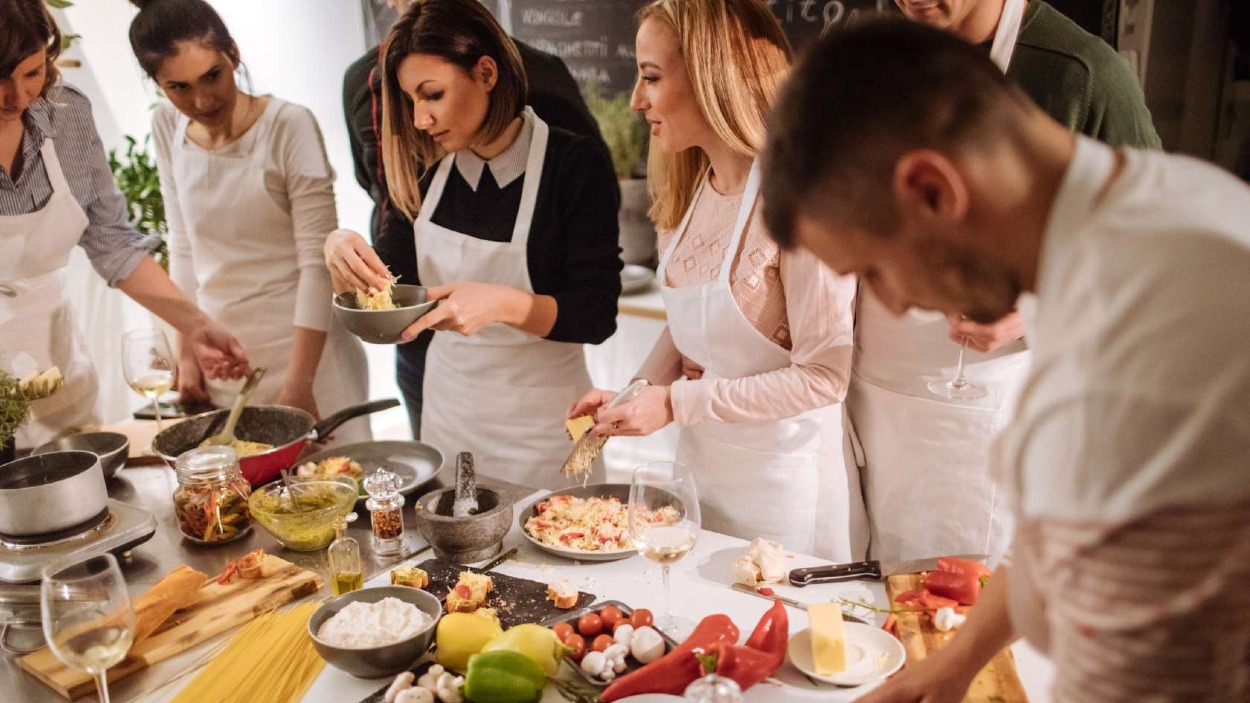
364,468,405,556
173,446,252,544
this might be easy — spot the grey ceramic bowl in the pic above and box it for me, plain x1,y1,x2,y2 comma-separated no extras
308,586,442,678
33,431,129,479
414,486,513,563
333,284,438,345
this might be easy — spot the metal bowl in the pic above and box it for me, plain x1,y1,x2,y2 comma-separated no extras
33,432,129,479
332,284,438,345
308,586,442,678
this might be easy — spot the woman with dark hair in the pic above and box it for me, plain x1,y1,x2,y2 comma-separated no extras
0,0,249,449
324,0,621,488
130,0,369,437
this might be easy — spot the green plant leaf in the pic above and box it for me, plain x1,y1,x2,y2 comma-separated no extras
108,131,170,270
584,80,649,179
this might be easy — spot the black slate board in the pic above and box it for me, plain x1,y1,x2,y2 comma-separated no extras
418,558,595,629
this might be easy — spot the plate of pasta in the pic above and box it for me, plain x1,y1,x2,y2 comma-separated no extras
332,282,438,344
520,483,681,561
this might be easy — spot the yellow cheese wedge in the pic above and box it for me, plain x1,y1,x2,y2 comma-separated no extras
566,415,595,442
809,602,847,675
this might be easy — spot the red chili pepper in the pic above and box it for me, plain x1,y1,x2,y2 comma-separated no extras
704,641,781,691
744,600,788,664
600,614,740,702
757,587,774,596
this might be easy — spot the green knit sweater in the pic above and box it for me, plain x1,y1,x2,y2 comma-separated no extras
1010,0,1162,149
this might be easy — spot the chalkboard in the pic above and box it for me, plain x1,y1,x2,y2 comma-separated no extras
362,0,893,98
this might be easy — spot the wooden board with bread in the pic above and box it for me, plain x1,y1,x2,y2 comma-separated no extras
886,573,1028,703
20,552,322,699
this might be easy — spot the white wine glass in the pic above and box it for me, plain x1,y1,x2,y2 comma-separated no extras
41,553,135,703
927,338,988,400
121,329,176,431
629,460,700,640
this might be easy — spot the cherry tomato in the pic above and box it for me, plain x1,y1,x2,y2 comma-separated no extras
564,633,587,662
552,621,574,642
578,612,604,637
591,633,615,653
598,605,624,628
630,608,654,629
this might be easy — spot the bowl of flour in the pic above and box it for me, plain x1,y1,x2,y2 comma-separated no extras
308,586,442,678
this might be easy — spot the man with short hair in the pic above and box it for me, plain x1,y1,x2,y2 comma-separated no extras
762,20,1250,702
847,0,1161,564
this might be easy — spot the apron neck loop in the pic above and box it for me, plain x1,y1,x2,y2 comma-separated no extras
718,159,762,285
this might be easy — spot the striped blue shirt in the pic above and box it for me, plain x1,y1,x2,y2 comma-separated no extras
0,84,158,286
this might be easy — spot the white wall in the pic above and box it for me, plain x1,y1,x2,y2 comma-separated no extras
55,0,410,438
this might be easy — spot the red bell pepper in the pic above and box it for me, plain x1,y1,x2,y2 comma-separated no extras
694,600,789,692
936,556,990,580
924,569,980,606
743,600,788,667
600,614,740,702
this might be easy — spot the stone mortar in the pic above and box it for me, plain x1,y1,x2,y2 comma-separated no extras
413,486,512,563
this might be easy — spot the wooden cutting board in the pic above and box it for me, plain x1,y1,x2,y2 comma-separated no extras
886,573,1028,703
19,555,323,699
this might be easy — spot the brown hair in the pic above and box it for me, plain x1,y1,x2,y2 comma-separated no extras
381,0,527,218
636,0,792,230
761,18,1032,247
128,0,241,79
0,0,63,98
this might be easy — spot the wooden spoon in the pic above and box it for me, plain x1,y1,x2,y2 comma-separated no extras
200,367,266,448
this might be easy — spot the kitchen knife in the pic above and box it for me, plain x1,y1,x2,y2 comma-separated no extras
729,583,867,624
788,553,989,587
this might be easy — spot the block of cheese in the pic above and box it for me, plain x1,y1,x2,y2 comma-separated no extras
566,415,595,442
809,603,847,675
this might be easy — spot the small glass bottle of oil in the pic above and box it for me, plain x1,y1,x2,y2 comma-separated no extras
327,513,363,596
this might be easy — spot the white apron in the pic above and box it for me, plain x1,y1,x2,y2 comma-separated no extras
0,140,98,448
169,103,369,440
848,0,1026,564
417,109,596,490
661,163,861,561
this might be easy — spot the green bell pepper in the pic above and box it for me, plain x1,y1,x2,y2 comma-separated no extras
463,650,546,703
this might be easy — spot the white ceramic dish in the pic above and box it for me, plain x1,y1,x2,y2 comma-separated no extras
787,623,906,687
621,264,656,295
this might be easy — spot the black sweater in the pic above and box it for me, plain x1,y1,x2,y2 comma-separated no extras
375,126,622,345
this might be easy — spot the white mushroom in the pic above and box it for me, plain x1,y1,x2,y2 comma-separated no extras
384,672,415,703
394,688,434,703
604,643,629,673
934,607,967,632
581,650,609,678
434,672,464,703
613,624,635,647
630,626,665,664
416,665,445,691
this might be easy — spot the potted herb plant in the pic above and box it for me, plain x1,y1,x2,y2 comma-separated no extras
586,82,654,268
108,134,169,269
0,368,65,464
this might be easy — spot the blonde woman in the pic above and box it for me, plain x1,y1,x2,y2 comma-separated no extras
569,0,866,560
324,0,621,489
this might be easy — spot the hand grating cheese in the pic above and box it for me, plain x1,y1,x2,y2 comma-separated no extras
565,415,595,442
809,603,847,675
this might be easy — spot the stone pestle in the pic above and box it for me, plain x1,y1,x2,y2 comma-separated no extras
452,451,479,517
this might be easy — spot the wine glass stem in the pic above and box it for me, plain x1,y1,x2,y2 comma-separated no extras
94,671,111,703
151,395,163,432
952,339,970,385
661,563,672,627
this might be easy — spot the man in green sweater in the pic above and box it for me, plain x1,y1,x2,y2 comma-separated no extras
844,0,1161,567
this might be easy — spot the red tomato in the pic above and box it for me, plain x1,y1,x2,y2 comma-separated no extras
578,613,604,637
757,587,775,596
630,609,654,629
598,605,624,628
452,584,471,599
924,570,979,606
591,633,615,652
894,589,926,605
552,622,574,641
565,633,587,662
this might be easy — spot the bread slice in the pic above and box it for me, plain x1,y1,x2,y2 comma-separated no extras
446,571,493,613
390,566,430,589
132,566,208,646
546,579,578,609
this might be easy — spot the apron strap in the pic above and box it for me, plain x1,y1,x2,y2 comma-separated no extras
510,107,548,249
38,139,73,195
718,160,762,285
989,0,1026,72
657,168,710,280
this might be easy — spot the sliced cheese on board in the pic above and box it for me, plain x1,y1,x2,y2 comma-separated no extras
809,602,847,675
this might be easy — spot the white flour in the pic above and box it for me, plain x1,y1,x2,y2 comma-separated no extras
316,597,431,648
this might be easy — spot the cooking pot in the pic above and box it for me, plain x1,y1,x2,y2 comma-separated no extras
0,451,108,537
151,399,399,486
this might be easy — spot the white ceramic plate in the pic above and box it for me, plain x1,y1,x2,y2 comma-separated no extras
788,623,906,687
518,484,638,561
621,264,656,295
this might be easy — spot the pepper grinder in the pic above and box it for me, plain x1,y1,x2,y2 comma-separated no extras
327,512,362,595
365,468,406,556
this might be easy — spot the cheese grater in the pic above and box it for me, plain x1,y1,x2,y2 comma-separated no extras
560,379,649,479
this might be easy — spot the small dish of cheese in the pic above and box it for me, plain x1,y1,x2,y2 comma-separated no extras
787,612,905,687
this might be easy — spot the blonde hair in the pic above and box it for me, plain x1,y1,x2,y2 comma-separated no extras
380,0,526,218
638,0,792,230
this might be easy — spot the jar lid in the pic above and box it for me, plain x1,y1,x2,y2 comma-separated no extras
175,446,239,480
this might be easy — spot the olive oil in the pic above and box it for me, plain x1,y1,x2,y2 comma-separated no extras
327,513,363,596
332,571,363,595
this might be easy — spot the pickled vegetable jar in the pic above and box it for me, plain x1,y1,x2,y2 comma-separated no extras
174,446,252,544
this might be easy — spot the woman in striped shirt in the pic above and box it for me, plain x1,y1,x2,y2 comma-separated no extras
0,0,249,449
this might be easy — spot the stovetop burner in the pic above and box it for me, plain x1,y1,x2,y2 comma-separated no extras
0,507,113,549
0,499,156,584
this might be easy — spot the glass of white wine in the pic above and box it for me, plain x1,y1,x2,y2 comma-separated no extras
121,328,177,431
41,553,135,703
629,460,701,640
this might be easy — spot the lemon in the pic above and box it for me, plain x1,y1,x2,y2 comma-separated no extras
436,612,504,672
481,623,568,676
